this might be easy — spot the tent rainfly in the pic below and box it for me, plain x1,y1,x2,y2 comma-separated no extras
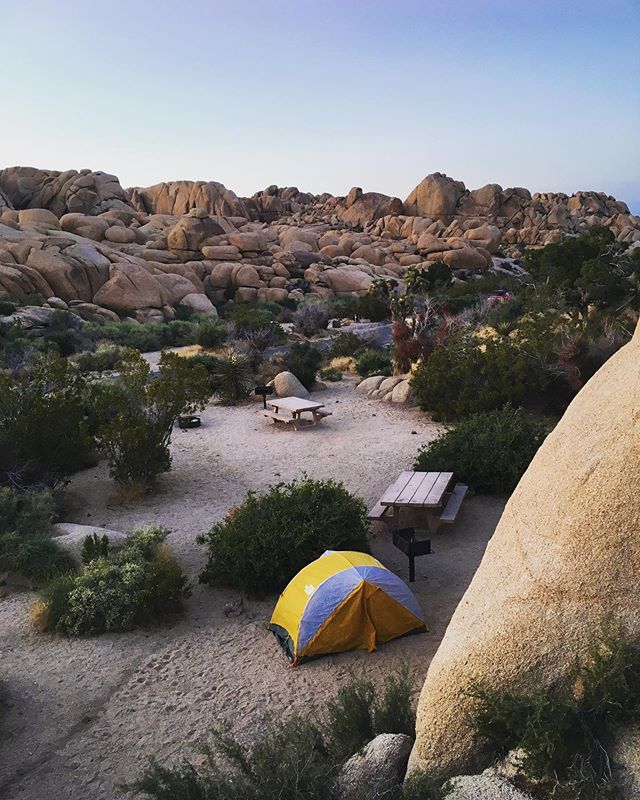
269,550,426,664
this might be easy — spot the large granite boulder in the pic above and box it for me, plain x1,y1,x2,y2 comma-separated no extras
409,322,640,776
338,191,404,227
335,734,414,800
166,209,226,252
93,263,171,313
271,371,309,398
405,173,466,221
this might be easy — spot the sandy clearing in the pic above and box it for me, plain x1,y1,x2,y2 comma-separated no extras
0,377,505,800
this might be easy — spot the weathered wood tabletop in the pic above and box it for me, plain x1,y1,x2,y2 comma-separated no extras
379,470,454,509
268,396,325,416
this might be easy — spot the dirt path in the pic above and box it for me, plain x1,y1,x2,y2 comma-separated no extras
0,378,505,800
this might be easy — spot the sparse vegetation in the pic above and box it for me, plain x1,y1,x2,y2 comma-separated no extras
467,638,640,799
93,349,210,489
414,407,547,494
124,672,418,800
355,348,392,378
284,341,323,390
0,353,95,488
210,348,254,405
331,331,368,357
318,365,342,381
34,527,190,636
198,477,370,597
0,487,72,581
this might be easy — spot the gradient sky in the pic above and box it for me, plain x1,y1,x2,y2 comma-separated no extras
1,0,639,211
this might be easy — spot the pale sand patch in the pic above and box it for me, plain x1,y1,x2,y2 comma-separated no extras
0,377,504,799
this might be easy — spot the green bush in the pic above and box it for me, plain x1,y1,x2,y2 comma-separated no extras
331,331,367,357
195,318,227,349
38,527,190,636
0,353,95,488
284,341,323,390
318,366,342,382
414,407,547,494
325,670,415,761
292,300,331,336
93,350,210,489
0,487,72,581
73,344,125,373
230,302,279,333
211,348,254,405
125,716,335,800
198,477,370,597
467,639,640,799
411,336,547,421
81,533,110,564
124,672,418,800
355,349,392,378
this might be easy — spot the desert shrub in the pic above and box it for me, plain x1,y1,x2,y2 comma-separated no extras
85,319,207,352
230,302,279,333
325,670,415,761
392,320,433,373
211,348,253,405
485,298,524,332
195,318,227,349
37,527,190,636
93,350,210,489
401,771,450,800
331,331,367,357
411,336,547,421
124,672,417,800
81,533,110,564
73,344,125,373
292,299,331,336
468,639,640,799
330,356,357,373
356,292,391,322
284,341,323,390
318,365,342,382
0,487,72,581
355,348,392,378
414,407,547,494
0,353,95,488
125,716,335,800
198,477,370,597
325,677,375,760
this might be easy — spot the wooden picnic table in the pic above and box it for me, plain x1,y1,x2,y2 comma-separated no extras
268,396,325,417
263,396,332,430
369,470,468,581
370,470,467,533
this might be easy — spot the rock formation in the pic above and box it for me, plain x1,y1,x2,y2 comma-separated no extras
408,321,640,776
0,165,638,321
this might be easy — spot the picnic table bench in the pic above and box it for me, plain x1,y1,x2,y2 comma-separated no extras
261,396,332,430
368,471,468,581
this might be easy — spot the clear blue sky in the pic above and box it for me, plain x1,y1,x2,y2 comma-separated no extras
1,0,639,211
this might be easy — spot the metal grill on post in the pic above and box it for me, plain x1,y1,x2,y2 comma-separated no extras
255,384,274,409
392,527,432,582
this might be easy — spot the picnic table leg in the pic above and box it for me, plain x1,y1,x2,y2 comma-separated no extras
409,552,416,583
425,510,441,534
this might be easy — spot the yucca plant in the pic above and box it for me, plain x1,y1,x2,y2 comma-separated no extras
212,349,254,406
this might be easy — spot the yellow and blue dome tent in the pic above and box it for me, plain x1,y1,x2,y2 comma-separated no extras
269,551,426,664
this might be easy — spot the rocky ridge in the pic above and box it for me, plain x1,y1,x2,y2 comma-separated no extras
0,166,638,322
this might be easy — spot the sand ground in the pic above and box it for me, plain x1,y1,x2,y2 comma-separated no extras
0,376,505,800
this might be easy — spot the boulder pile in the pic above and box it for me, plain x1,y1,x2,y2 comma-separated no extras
1,166,638,321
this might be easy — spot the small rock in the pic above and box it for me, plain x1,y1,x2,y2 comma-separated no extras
224,598,244,617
